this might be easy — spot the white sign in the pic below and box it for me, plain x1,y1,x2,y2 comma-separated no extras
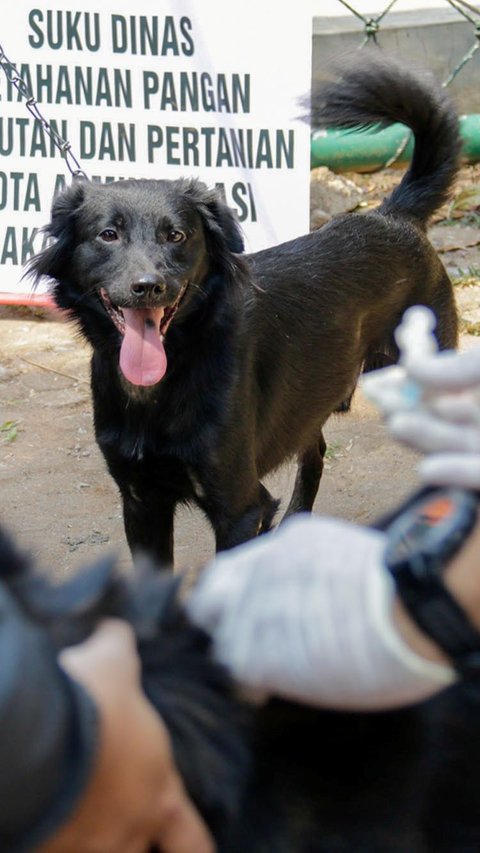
0,0,312,299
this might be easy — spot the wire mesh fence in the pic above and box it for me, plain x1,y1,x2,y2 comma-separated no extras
313,0,479,113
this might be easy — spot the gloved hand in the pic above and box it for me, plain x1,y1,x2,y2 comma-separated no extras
186,515,454,711
388,345,480,489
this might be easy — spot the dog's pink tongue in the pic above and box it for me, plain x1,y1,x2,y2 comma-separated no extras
119,308,167,386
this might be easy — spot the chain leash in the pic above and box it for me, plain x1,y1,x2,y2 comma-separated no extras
0,39,89,181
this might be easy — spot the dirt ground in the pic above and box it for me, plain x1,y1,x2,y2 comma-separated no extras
1,165,479,580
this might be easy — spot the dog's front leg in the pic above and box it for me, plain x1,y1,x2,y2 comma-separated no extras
283,433,327,519
122,486,175,568
214,506,264,552
205,483,279,553
99,438,176,567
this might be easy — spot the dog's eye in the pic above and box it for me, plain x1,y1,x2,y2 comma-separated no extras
167,230,186,244
99,229,118,242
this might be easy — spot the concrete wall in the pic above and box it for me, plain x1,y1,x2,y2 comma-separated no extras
312,7,480,114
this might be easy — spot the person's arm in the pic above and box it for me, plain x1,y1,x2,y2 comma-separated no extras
187,508,480,711
444,514,480,629
0,584,214,853
392,513,480,666
39,619,215,853
186,514,457,712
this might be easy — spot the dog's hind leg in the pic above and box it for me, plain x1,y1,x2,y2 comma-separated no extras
428,275,459,351
258,483,280,534
210,483,279,552
283,432,327,519
123,491,175,569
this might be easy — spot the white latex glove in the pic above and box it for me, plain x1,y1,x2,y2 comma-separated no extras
388,346,480,489
186,516,454,711
361,307,480,491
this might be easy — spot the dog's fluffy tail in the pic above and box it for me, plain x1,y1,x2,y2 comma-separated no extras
310,54,461,225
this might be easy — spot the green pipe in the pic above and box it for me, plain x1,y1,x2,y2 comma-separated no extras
310,114,480,172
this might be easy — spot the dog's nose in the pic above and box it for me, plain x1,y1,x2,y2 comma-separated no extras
130,274,166,297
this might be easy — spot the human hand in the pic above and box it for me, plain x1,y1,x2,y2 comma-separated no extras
388,345,480,489
38,619,215,853
186,516,454,711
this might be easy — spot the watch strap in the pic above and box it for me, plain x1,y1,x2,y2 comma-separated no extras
391,558,480,677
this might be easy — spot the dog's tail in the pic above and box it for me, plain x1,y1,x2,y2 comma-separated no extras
310,54,461,225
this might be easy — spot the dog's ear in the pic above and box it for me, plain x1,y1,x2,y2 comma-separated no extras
201,192,245,255
26,180,88,284
48,180,88,239
182,179,245,256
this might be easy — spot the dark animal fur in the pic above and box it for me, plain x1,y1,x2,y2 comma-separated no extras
2,524,480,852
28,56,460,565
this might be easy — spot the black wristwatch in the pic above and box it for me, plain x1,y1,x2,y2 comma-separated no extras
384,488,480,677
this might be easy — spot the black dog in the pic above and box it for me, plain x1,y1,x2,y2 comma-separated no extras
29,56,460,564
2,525,480,852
